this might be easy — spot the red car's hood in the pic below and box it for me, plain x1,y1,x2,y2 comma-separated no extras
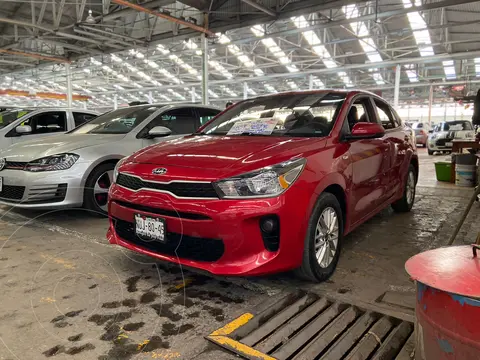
131,135,324,175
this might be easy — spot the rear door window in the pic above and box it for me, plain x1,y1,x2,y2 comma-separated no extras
73,112,97,127
196,108,221,125
10,111,67,136
373,100,398,130
139,108,199,137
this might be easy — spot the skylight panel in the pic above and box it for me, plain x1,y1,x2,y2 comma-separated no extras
475,58,480,77
343,5,385,85
404,64,419,82
250,25,298,72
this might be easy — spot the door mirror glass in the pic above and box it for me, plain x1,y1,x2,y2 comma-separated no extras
15,125,32,134
345,123,385,140
147,126,172,138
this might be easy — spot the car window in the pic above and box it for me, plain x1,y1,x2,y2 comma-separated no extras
139,108,199,137
0,109,32,129
73,112,97,127
344,97,375,133
71,106,161,134
373,99,397,130
196,108,221,125
444,121,474,131
200,93,346,137
20,111,66,135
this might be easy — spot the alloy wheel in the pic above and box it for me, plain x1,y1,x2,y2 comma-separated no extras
94,170,113,212
406,170,415,206
314,207,339,268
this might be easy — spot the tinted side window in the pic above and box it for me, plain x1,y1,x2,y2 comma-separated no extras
345,97,375,133
373,100,397,130
73,112,96,127
196,108,221,125
140,108,198,136
20,111,66,135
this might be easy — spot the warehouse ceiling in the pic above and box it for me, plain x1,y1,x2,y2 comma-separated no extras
2,0,480,108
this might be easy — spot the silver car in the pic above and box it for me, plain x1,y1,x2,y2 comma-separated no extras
0,108,99,149
0,103,221,214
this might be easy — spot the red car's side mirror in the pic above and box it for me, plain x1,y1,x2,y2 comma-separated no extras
345,123,385,140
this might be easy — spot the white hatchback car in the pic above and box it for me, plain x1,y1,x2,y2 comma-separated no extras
0,108,99,149
427,120,475,155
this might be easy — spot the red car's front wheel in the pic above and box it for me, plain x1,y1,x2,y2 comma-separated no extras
296,193,344,282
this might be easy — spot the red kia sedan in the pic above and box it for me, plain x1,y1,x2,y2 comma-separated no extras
107,90,418,282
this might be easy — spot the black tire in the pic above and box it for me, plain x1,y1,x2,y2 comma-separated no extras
423,143,427,148
295,193,344,282
392,164,416,213
428,149,434,155
83,162,116,216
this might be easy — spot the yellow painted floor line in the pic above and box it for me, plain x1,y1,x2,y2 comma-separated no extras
208,335,277,360
207,313,277,360
209,313,253,336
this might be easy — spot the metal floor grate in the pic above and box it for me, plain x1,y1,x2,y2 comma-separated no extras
207,291,414,360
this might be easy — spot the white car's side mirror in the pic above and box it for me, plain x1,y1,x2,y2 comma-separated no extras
147,126,172,138
15,125,32,134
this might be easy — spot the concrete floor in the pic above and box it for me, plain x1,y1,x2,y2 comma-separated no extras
0,148,478,360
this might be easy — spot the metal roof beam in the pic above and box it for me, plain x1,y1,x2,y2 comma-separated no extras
95,49,480,95
241,0,276,17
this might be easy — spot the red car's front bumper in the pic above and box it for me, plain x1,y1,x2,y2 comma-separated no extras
107,183,311,276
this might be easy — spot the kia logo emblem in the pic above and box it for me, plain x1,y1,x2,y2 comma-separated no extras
0,158,5,171
152,168,167,175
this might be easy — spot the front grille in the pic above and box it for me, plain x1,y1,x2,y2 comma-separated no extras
25,184,67,204
0,185,25,200
113,218,224,262
117,173,218,198
113,200,211,220
435,138,452,147
5,161,27,170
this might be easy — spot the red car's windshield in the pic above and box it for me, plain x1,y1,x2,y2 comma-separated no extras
200,92,346,137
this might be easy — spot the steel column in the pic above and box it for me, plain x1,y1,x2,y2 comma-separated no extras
428,85,433,126
191,86,195,103
243,82,248,100
114,94,118,110
66,63,73,108
201,34,209,105
309,74,314,90
394,64,401,109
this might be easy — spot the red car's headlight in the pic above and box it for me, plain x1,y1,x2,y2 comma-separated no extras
213,158,306,199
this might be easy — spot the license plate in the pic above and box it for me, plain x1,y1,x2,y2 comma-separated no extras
446,142,453,147
135,214,165,242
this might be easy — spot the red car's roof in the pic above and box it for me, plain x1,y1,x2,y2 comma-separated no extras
250,89,381,99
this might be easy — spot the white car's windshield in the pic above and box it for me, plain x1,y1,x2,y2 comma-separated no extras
0,109,33,129
442,121,473,131
199,93,346,137
71,106,162,134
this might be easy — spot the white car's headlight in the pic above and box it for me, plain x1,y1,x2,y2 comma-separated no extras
213,158,306,199
113,157,127,183
25,153,79,172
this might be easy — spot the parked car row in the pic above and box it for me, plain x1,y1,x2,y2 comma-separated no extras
405,119,476,154
0,90,419,281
